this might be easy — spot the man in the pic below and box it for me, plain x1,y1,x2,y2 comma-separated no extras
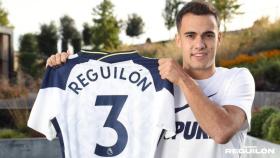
155,1,255,158
46,1,255,157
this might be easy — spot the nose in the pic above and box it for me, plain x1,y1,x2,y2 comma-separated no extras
194,36,206,50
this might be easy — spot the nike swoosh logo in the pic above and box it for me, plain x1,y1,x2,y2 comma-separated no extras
175,92,217,113
175,104,189,113
207,92,217,98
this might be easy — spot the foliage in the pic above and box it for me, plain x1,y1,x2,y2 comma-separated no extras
37,22,59,57
119,40,182,63
262,113,277,141
248,17,280,53
217,17,280,58
19,33,38,53
60,15,77,51
91,0,121,50
162,0,183,30
7,109,30,131
71,29,82,53
0,1,10,26
18,53,37,76
82,23,93,45
0,129,26,138
253,60,280,91
219,49,280,67
126,13,144,38
207,0,242,31
0,110,13,128
18,33,41,77
219,49,280,91
0,79,28,99
263,62,280,86
249,107,278,138
264,113,280,144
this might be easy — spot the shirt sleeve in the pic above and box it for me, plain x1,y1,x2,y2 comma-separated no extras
156,85,176,138
220,68,255,129
27,69,65,140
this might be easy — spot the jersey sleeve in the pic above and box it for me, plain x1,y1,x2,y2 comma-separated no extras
156,82,176,138
27,68,65,140
220,68,255,129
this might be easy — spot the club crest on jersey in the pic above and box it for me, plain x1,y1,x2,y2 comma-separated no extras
68,66,152,94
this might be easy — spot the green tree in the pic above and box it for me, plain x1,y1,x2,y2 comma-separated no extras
207,0,242,32
71,29,82,53
0,1,10,26
37,22,59,57
60,15,76,51
19,33,38,53
18,33,39,77
82,23,93,45
126,13,144,38
91,0,121,50
162,0,183,31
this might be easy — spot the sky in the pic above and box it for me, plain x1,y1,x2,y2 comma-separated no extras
2,0,280,51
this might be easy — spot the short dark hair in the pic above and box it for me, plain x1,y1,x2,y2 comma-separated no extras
176,1,220,31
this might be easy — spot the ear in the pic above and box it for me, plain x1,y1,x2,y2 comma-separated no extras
175,33,182,48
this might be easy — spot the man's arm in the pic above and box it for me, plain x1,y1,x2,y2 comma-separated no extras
177,75,246,144
158,58,247,144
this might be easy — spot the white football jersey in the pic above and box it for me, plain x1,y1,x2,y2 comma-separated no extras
156,67,255,158
28,51,176,158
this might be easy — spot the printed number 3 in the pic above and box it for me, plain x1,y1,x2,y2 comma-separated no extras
94,95,128,157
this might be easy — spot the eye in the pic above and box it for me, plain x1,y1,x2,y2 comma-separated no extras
185,34,194,39
205,33,215,39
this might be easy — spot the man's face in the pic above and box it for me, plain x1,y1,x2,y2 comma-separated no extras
176,13,220,71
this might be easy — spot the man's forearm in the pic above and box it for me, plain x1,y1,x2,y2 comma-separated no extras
177,74,241,144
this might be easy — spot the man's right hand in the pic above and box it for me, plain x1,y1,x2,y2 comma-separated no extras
46,50,73,67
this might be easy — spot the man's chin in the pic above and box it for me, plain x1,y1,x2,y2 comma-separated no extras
189,65,208,71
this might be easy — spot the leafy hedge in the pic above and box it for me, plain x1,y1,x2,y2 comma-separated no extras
249,106,280,144
263,113,280,144
0,129,26,138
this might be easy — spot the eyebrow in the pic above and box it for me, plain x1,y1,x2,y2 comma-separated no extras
183,31,215,35
203,31,215,35
183,31,196,35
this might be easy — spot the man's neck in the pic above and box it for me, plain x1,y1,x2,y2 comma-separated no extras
184,66,216,80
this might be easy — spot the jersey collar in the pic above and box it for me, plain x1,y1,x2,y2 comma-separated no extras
78,50,141,63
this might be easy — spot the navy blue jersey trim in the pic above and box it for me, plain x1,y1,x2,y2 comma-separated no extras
41,51,109,90
132,58,174,95
51,118,65,158
41,50,173,95
77,51,109,60
78,50,174,95
96,51,140,63
41,57,89,90
157,130,165,146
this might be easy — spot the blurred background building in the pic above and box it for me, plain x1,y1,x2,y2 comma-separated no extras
0,25,14,80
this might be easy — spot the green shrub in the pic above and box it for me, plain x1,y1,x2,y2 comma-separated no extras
8,109,30,131
249,107,278,138
0,110,15,128
263,61,280,85
262,113,277,139
264,113,280,144
0,129,26,138
239,58,280,91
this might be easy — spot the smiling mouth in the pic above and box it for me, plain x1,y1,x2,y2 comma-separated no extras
191,53,207,57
